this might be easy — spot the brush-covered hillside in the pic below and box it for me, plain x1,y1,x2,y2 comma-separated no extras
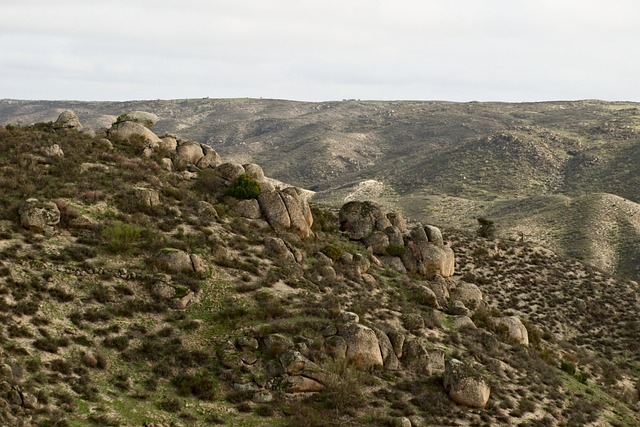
2,98,640,282
0,111,639,427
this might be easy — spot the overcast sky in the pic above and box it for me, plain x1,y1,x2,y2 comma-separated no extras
1,0,638,102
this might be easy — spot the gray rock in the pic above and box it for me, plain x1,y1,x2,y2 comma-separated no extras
363,231,390,255
243,163,265,181
18,198,60,233
118,111,159,129
42,144,64,158
450,282,482,310
197,145,222,168
175,141,204,169
258,191,291,231
338,323,383,370
281,187,313,237
492,316,529,346
217,162,246,181
233,199,262,219
444,358,490,408
380,256,407,274
424,225,444,246
133,187,160,208
110,121,161,146
158,135,178,152
54,110,82,129
264,237,295,262
325,335,347,359
339,201,391,240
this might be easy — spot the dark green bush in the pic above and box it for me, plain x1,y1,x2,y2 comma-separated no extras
477,217,496,239
225,174,261,200
560,360,576,376
320,244,344,262
386,244,407,257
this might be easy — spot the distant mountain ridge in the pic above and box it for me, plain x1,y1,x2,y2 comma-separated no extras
2,98,640,279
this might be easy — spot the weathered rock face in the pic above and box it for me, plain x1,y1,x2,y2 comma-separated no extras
338,202,455,278
232,199,262,219
117,111,159,129
264,237,295,263
18,198,61,233
258,190,291,231
158,135,178,152
133,187,160,208
153,249,207,276
449,282,483,310
42,144,64,158
174,141,204,169
444,359,490,408
110,121,161,145
492,316,529,346
243,163,265,182
216,163,245,181
339,201,391,240
54,110,82,129
337,323,384,370
258,188,313,237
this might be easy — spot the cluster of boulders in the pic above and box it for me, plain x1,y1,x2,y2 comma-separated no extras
0,356,38,426
217,310,447,401
339,201,455,278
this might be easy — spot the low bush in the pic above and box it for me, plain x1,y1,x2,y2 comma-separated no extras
225,174,261,200
101,222,141,252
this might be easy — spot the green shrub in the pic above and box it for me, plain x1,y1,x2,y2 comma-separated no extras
320,244,344,262
101,222,141,252
477,217,496,239
386,244,407,257
560,360,576,376
225,174,261,200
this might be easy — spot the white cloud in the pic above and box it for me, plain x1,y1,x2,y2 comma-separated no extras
0,0,639,101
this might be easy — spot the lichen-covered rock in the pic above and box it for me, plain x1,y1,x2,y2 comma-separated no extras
363,231,390,255
338,323,384,370
158,135,178,152
233,199,262,219
325,335,348,359
117,111,159,129
424,225,444,246
258,190,291,231
380,256,407,274
450,282,483,310
110,121,161,146
281,187,313,237
339,201,392,240
217,163,246,181
42,144,64,158
18,198,60,233
174,141,204,169
133,187,160,208
153,248,206,276
492,316,529,346
243,163,265,181
264,237,295,263
444,358,490,408
400,339,431,374
54,110,82,129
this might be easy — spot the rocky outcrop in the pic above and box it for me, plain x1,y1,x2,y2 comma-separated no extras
54,110,82,129
18,198,60,233
444,359,490,408
339,201,391,240
116,111,159,129
133,187,160,208
338,201,455,277
110,121,161,145
449,282,483,310
492,316,529,346
337,322,384,370
258,188,313,237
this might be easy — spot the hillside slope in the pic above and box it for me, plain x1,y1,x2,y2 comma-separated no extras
0,115,639,426
2,98,640,281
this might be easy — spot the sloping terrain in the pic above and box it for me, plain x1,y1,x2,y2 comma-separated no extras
2,98,640,281
0,117,639,427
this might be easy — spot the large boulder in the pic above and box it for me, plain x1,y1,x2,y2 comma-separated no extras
491,316,529,346
408,240,455,278
444,359,490,408
258,191,291,231
198,145,222,168
133,187,160,208
174,141,204,169
54,110,82,129
154,248,207,276
117,111,159,129
280,187,313,237
243,163,265,181
449,282,483,310
110,121,161,146
339,201,392,240
217,163,245,181
18,198,60,233
338,323,384,370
